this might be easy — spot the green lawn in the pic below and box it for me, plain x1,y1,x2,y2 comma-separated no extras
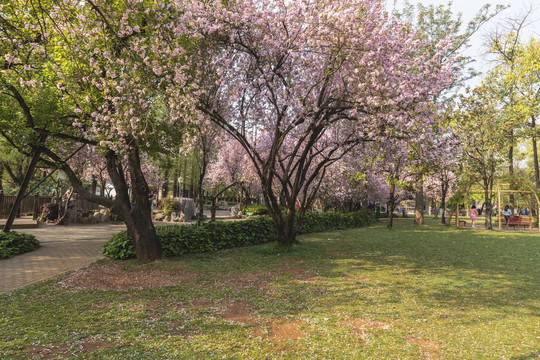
1,219,539,359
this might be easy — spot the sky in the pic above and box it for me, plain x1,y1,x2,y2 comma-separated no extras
387,0,540,85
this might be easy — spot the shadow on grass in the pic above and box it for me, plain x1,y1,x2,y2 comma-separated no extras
512,350,540,360
284,219,540,314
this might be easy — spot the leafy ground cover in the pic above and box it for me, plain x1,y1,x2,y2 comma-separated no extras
0,231,39,259
0,218,538,359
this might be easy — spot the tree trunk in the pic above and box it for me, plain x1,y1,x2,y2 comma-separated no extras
483,174,493,231
387,184,396,229
532,115,540,190
273,208,297,246
210,196,217,222
414,176,424,225
162,169,169,198
508,142,515,210
100,180,106,198
197,168,206,221
440,179,448,224
91,175,97,195
3,136,46,232
0,162,4,192
173,168,179,198
4,163,23,187
125,143,161,262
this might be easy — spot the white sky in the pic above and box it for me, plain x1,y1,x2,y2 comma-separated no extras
388,0,540,84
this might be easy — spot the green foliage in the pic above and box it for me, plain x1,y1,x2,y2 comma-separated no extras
101,231,135,260
242,205,268,215
102,211,377,259
159,197,180,216
298,210,376,234
0,231,39,259
159,217,277,257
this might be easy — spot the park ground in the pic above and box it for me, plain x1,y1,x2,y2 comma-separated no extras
0,218,538,359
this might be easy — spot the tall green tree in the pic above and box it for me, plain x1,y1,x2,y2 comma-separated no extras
455,87,508,230
396,1,506,225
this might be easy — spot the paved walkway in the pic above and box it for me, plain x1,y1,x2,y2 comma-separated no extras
0,209,237,295
0,223,126,295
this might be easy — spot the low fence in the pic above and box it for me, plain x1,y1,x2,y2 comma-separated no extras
0,195,100,219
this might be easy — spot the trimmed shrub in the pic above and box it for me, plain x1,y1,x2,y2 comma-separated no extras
242,205,268,216
40,203,59,221
102,210,376,260
298,210,376,234
0,231,40,259
160,197,180,216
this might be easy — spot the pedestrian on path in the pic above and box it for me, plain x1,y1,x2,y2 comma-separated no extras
470,205,478,228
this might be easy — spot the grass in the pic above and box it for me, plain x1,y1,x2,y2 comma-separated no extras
1,218,539,359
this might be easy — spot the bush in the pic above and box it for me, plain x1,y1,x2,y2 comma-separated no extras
102,210,376,260
102,231,134,260
160,197,180,216
298,210,376,234
0,231,40,259
40,203,59,221
242,205,268,216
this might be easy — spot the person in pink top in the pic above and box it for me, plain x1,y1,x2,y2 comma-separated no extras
470,205,478,228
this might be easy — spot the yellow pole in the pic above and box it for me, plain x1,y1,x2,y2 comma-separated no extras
525,185,540,232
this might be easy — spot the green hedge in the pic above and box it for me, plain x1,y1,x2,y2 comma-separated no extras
298,211,376,233
102,210,376,260
0,231,40,259
242,205,269,216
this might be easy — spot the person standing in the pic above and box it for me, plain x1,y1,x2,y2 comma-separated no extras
470,205,478,228
502,205,512,229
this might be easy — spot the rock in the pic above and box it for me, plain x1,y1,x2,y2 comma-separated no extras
218,200,230,210
230,205,240,217
179,198,195,222
154,212,165,221
177,212,185,222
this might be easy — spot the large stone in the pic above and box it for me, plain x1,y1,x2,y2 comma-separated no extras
218,200,230,210
154,212,165,221
173,211,185,222
179,198,195,221
230,205,240,217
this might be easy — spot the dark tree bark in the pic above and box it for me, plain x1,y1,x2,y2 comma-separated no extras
508,138,515,210
91,175,97,195
173,168,179,198
0,162,4,192
440,176,449,225
209,182,237,221
41,142,161,263
481,159,495,231
162,168,169,198
3,140,45,232
414,176,424,225
4,163,24,187
387,184,396,229
532,115,540,190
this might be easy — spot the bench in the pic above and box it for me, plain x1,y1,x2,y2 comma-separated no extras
458,220,467,227
507,216,533,231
